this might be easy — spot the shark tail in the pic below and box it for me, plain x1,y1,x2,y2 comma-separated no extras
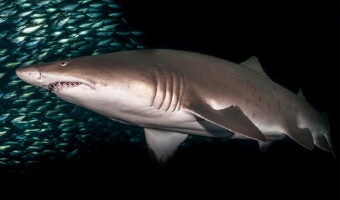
314,113,334,155
298,89,333,154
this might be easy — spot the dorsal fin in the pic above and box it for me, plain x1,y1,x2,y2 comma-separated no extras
241,56,270,79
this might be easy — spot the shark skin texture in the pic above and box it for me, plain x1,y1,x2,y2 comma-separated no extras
15,49,333,163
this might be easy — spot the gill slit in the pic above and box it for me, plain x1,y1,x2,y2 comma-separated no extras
156,68,166,110
171,72,179,112
151,68,158,107
164,71,174,111
152,68,184,112
175,75,185,111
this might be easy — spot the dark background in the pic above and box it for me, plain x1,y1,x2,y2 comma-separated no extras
116,1,339,198
5,0,338,198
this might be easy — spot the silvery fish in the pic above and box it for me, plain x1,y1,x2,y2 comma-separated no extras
0,0,144,174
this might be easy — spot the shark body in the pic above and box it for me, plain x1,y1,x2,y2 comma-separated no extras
16,49,332,162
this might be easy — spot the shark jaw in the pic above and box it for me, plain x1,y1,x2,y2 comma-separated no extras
46,81,91,93
41,80,96,104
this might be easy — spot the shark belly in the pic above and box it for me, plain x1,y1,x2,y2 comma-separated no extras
107,106,233,138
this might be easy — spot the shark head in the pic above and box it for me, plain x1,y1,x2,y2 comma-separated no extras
15,57,124,118
16,59,97,102
15,53,155,118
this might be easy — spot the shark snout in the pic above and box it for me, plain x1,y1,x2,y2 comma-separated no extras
16,67,42,86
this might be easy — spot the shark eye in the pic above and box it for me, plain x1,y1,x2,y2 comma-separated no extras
60,61,68,67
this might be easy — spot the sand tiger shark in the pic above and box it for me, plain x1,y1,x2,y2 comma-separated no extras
16,49,332,163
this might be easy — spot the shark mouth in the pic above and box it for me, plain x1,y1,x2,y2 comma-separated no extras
48,82,83,92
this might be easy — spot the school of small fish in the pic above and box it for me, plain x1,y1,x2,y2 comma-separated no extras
0,0,157,174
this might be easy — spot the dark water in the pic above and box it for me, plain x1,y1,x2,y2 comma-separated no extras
120,1,338,198
0,0,338,198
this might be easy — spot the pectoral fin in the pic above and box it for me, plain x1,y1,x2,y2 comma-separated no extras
186,102,265,141
144,128,188,164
